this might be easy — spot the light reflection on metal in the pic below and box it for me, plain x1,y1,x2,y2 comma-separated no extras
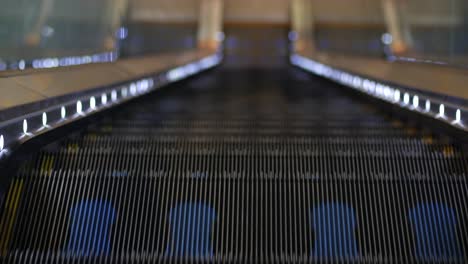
23,119,28,134
413,96,419,108
42,112,47,126
439,104,445,117
425,100,431,112
61,106,66,119
111,90,117,102
77,101,83,114
102,94,108,105
90,97,96,110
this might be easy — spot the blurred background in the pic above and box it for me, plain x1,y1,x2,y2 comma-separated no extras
1,0,467,70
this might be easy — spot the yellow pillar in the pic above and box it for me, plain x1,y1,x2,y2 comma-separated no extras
104,0,129,50
381,0,413,54
198,0,224,50
291,0,315,53
24,0,55,46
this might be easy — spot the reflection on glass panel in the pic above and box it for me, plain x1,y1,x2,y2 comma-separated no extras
0,0,124,70
310,0,468,67
0,0,200,71
120,0,199,58
311,0,386,57
396,0,468,67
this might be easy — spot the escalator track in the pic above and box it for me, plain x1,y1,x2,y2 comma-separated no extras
0,67,467,263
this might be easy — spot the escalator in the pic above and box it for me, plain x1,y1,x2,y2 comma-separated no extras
0,67,467,263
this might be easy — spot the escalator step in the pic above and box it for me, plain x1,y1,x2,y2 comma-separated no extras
1,68,467,263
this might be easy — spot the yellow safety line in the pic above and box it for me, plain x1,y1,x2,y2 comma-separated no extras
0,180,17,251
422,135,433,145
47,156,54,176
443,145,455,157
0,180,24,256
39,155,54,177
0,183,15,247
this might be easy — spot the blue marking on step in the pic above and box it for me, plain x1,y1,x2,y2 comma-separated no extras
166,202,216,258
311,202,358,259
67,200,116,257
409,203,462,261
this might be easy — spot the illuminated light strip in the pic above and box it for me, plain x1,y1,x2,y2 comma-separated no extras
148,79,154,89
394,90,401,102
403,93,410,105
90,97,96,110
137,79,149,93
413,96,419,108
167,54,222,82
456,109,461,122
425,100,431,112
376,84,384,98
30,51,118,70
184,63,200,75
111,90,117,102
291,54,467,131
0,51,118,72
167,67,187,82
19,60,26,70
61,106,66,119
0,54,222,157
122,87,128,98
76,101,83,114
199,54,222,70
130,83,137,95
42,112,48,127
23,120,28,134
439,104,445,117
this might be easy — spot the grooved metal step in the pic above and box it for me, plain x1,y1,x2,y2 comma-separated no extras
1,68,467,263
